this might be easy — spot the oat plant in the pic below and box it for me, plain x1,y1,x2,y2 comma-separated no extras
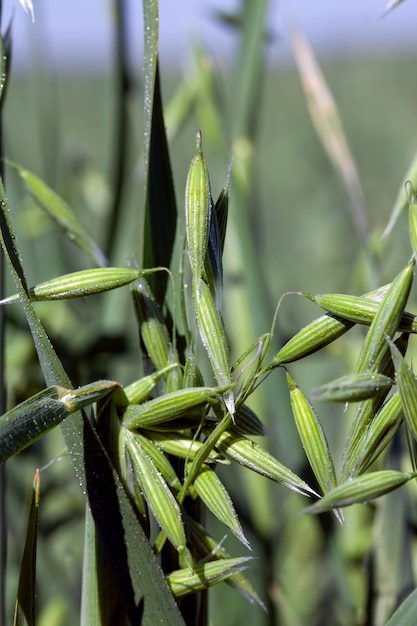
0,2,316,624
2,1,417,625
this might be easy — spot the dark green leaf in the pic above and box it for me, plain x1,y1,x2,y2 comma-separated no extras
13,471,40,626
0,387,73,464
386,587,417,625
142,59,177,305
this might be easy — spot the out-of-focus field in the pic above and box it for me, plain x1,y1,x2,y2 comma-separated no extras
7,51,417,310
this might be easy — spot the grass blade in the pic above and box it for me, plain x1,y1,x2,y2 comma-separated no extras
290,25,369,246
105,0,131,263
142,61,177,305
232,0,269,139
80,505,129,626
142,0,158,172
386,588,417,625
13,470,40,626
0,382,123,463
382,0,409,17
383,150,417,238
408,185,417,259
8,161,107,267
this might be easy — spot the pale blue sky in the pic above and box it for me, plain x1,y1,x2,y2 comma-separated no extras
8,0,417,72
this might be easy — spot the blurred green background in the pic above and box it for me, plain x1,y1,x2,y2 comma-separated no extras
4,5,417,622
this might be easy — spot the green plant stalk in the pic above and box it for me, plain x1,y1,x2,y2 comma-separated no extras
0,304,4,626
0,15,9,626
232,0,270,140
105,0,131,260
0,246,5,626
373,463,414,624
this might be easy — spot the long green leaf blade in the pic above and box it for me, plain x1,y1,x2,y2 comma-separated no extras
13,470,40,626
81,505,130,626
8,161,107,267
142,61,177,305
382,150,417,238
291,25,369,246
386,587,417,625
